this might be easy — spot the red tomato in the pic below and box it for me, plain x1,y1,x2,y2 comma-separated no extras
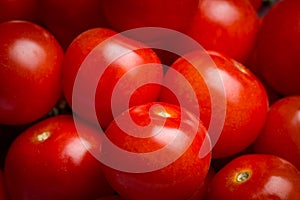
0,0,39,23
4,115,114,200
160,51,269,158
185,0,259,63
40,0,107,49
206,154,300,199
254,96,300,170
0,171,8,200
0,20,64,125
101,0,199,33
63,28,163,130
256,0,300,95
101,102,211,200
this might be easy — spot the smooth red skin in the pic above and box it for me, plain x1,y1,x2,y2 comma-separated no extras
206,154,300,199
0,0,39,23
101,0,198,33
185,0,259,63
0,20,64,125
63,28,163,130
160,51,269,158
254,96,300,170
102,102,211,200
4,115,115,200
40,0,107,49
0,171,8,200
256,0,300,95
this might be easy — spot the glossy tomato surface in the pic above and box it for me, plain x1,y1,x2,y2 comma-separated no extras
63,28,163,130
40,0,107,49
185,0,259,63
254,96,300,170
206,154,300,199
160,51,268,158
102,102,211,200
4,115,114,200
0,20,64,125
256,0,300,95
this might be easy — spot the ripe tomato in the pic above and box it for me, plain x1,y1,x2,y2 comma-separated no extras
254,96,300,170
0,20,64,125
206,154,300,199
0,0,39,23
185,0,259,63
0,170,8,200
63,28,163,130
101,102,211,200
256,0,300,95
160,51,269,158
40,0,107,49
4,115,114,200
101,0,199,33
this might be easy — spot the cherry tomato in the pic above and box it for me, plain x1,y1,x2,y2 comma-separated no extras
0,170,8,200
101,0,199,33
4,115,114,200
254,96,300,170
0,0,39,23
206,154,300,199
63,28,163,130
160,51,269,158
0,20,64,125
256,0,300,95
185,0,259,63
101,102,211,200
40,0,107,49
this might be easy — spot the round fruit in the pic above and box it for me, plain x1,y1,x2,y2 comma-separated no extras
4,115,114,200
0,20,63,125
207,154,300,199
254,96,300,170
160,51,268,158
101,102,211,200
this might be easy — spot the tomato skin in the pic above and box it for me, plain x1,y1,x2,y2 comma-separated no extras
63,28,163,130
256,0,300,95
40,0,107,49
0,0,39,23
206,154,300,200
101,0,198,33
4,115,114,200
185,0,259,63
254,96,300,170
160,51,268,158
102,102,211,200
0,20,64,125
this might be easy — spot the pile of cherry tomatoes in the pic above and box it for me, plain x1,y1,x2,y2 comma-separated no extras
0,0,300,199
